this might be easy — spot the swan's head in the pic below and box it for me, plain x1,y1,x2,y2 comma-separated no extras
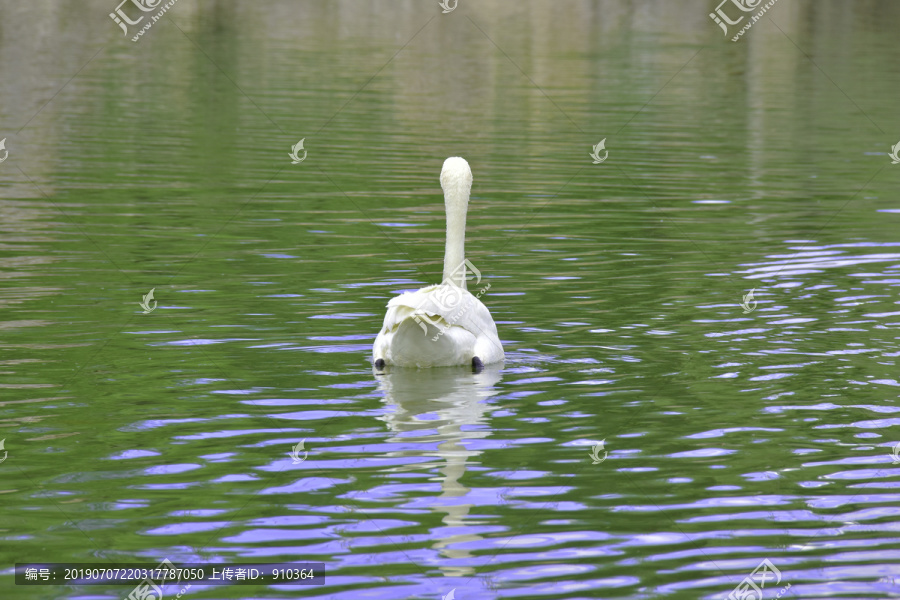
440,157,472,204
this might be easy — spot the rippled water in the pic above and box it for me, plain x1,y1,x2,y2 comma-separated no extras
2,1,900,599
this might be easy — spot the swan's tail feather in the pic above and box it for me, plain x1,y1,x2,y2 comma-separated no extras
377,307,475,367
372,284,502,367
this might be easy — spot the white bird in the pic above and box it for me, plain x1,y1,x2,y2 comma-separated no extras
373,157,504,371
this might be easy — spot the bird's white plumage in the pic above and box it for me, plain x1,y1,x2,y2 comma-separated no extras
373,157,504,368
373,283,503,367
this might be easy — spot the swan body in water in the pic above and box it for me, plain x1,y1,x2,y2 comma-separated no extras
373,157,504,370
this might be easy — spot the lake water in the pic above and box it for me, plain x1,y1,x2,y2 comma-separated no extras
2,1,900,598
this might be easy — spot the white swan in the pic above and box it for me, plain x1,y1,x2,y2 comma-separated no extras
373,157,504,370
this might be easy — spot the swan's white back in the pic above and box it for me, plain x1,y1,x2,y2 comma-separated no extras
373,157,504,368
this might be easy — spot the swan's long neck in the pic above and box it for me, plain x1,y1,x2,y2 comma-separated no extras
442,180,469,290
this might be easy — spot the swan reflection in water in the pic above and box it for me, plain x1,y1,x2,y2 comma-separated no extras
376,364,503,579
